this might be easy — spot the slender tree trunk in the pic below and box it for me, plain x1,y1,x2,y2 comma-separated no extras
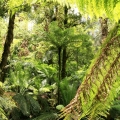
64,5,68,27
61,5,68,79
58,46,62,104
76,47,79,70
0,11,15,82
61,47,67,79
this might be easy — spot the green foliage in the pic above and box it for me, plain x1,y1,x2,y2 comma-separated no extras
45,22,89,48
7,0,31,14
54,0,120,22
11,107,22,120
13,93,31,116
56,104,64,110
2,1,119,120
0,18,7,61
12,93,41,119
11,93,58,120
68,38,94,70
6,61,32,93
5,58,58,101
0,107,8,120
60,77,78,106
0,96,16,120
37,64,57,84
25,94,41,116
32,112,58,120
110,100,120,119
37,94,50,112
0,0,7,17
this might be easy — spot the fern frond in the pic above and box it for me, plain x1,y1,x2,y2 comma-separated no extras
0,107,8,120
0,96,16,120
53,0,120,22
32,112,58,120
59,23,120,119
13,93,31,116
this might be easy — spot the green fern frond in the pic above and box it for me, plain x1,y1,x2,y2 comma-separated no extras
0,107,8,120
60,77,77,106
59,22,120,120
54,0,120,22
25,94,41,116
32,112,58,120
0,96,16,120
13,93,31,116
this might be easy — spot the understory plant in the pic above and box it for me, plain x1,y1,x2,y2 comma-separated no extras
59,76,82,106
0,83,16,120
3,59,59,119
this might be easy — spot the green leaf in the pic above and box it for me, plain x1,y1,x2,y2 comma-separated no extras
56,105,64,110
13,93,30,116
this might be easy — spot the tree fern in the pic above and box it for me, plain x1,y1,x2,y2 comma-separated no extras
53,0,120,22
59,22,120,119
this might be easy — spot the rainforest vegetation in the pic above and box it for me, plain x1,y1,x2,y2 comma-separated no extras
0,0,120,120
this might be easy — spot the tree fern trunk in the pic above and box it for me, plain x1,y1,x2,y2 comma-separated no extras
0,11,15,82
58,46,62,104
61,47,67,79
61,5,68,79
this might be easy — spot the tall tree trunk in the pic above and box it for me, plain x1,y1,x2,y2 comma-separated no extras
58,46,62,104
76,47,79,70
61,5,68,79
61,47,67,79
64,5,68,27
0,11,15,82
